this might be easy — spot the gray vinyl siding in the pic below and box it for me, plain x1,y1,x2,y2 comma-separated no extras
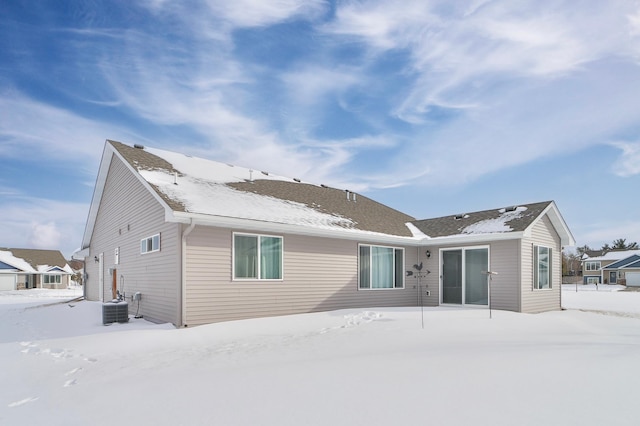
484,240,520,312
184,227,419,326
520,215,562,313
428,240,520,311
85,155,181,325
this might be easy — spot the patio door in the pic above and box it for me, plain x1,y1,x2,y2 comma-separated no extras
441,247,489,306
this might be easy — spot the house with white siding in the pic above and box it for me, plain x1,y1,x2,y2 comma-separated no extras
77,140,575,326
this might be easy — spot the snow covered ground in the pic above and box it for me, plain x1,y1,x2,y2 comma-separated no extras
1,284,639,425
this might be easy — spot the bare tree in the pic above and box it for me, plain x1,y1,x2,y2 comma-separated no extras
576,245,592,257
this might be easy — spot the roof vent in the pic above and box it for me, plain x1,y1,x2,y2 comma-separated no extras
261,171,269,176
321,184,328,188
133,144,144,149
454,214,465,220
293,178,301,183
504,206,518,212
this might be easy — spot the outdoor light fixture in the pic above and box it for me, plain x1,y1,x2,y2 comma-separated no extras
94,256,99,263
425,250,431,258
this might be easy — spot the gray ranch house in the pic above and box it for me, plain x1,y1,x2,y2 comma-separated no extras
77,141,575,326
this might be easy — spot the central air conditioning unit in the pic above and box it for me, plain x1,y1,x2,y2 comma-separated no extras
102,301,129,325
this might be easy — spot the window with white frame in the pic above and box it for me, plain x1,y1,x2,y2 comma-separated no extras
233,233,282,280
586,276,600,284
534,245,552,289
140,234,160,254
43,274,61,284
584,261,600,271
358,245,404,289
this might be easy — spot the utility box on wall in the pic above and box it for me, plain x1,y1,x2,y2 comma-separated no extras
102,301,129,325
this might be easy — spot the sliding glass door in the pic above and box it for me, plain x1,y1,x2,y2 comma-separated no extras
441,247,489,306
442,250,462,304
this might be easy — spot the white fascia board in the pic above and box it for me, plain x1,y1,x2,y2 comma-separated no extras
169,211,523,246
523,201,576,247
169,211,423,246
80,143,113,250
419,231,524,246
81,141,176,251
72,247,89,259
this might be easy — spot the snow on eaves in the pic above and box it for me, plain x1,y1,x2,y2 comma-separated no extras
36,264,74,274
461,206,528,235
0,250,36,273
406,222,430,239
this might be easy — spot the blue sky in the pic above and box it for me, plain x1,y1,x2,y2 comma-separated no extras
1,0,639,258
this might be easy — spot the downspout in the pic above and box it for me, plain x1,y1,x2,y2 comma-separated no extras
181,219,196,327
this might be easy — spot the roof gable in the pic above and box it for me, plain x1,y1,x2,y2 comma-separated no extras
623,259,640,269
603,254,640,269
0,260,18,270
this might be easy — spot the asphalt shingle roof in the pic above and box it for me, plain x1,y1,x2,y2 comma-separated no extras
410,201,553,238
111,140,416,237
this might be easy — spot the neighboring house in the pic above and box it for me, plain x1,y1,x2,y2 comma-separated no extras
77,141,575,327
581,250,640,284
0,248,74,291
601,254,640,287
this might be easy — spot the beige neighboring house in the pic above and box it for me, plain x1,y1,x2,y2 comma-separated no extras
581,250,640,285
76,140,575,327
0,248,74,291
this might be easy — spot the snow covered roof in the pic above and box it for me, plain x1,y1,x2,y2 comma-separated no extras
0,248,73,274
410,201,574,246
601,254,640,270
80,140,575,249
110,141,416,238
583,250,640,262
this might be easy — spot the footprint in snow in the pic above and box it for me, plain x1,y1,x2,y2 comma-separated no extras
19,341,40,354
45,348,66,358
84,357,98,363
8,397,39,408
63,379,77,387
65,367,83,376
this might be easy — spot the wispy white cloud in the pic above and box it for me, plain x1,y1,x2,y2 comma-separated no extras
281,65,363,107
4,0,640,207
0,194,88,257
578,219,640,250
0,91,143,173
609,141,640,176
318,0,640,188
29,222,63,250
